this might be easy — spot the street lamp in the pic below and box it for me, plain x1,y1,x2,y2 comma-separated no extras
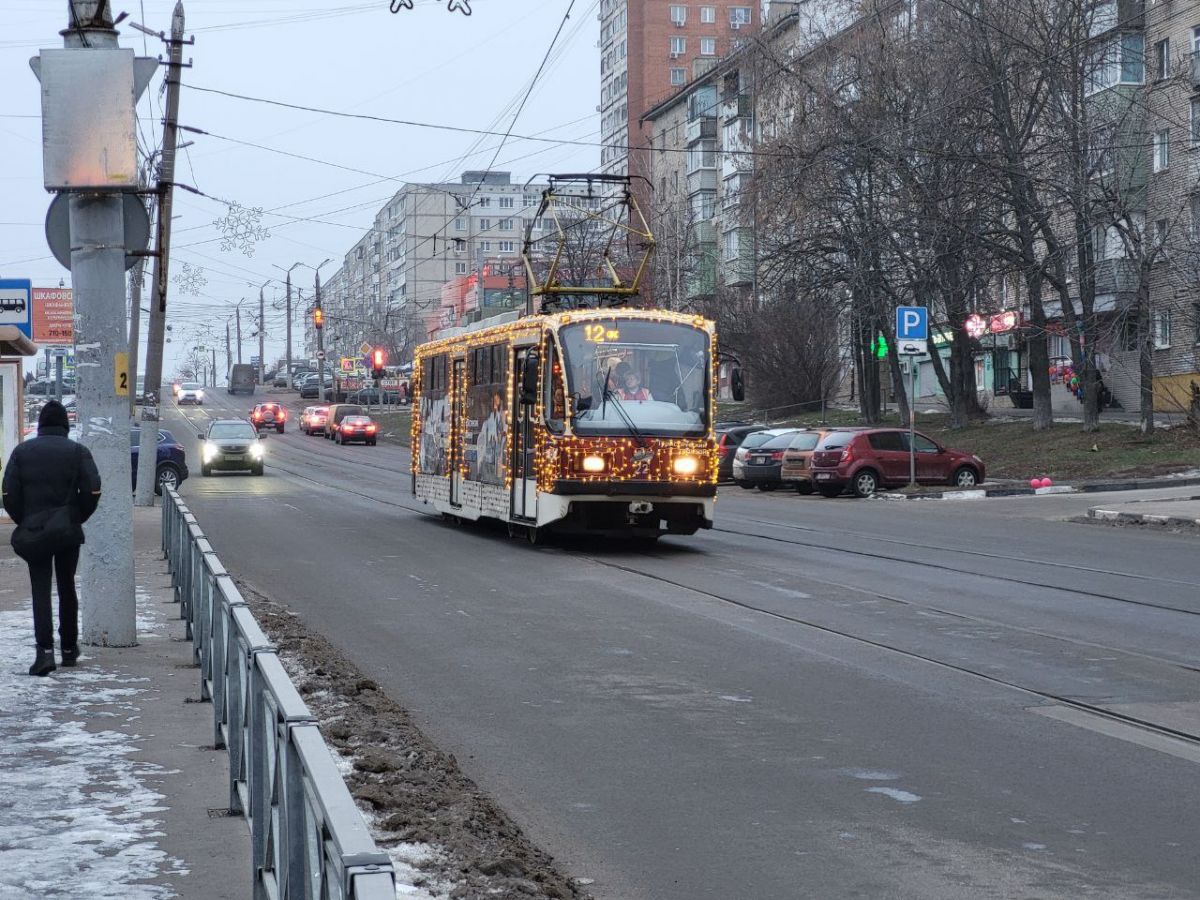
273,262,303,388
297,259,332,398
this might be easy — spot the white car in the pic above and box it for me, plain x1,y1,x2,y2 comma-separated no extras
177,382,205,405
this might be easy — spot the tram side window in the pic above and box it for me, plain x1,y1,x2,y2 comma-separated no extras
544,341,566,433
466,344,508,485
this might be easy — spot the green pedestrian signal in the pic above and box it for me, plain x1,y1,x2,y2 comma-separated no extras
875,334,889,360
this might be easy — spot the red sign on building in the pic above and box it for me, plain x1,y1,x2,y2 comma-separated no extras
32,287,74,346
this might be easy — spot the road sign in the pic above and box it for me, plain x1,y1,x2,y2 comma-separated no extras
45,193,149,272
315,350,326,360
896,306,928,356
0,279,33,339
250,355,260,365
359,341,372,355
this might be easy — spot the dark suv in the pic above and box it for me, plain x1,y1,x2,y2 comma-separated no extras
810,428,985,498
130,427,189,495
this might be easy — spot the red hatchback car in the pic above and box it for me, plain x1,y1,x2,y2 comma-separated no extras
809,428,985,498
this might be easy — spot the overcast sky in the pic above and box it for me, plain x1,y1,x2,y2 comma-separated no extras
1,0,598,377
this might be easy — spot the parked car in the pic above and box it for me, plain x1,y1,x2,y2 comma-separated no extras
716,424,767,482
334,414,378,445
25,380,58,396
177,382,205,405
299,375,333,399
130,427,189,495
199,419,266,477
324,404,366,440
780,430,832,494
272,371,289,388
300,405,329,436
809,428,986,498
345,387,399,406
250,401,287,433
731,428,804,490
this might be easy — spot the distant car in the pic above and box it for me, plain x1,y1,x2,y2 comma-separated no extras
731,428,804,490
300,405,329,435
199,419,265,477
716,424,767,482
345,387,399,406
334,414,377,446
324,404,366,440
251,402,287,433
809,428,986,498
299,375,332,399
228,363,257,396
780,430,831,494
273,372,290,388
131,427,189,495
177,382,204,405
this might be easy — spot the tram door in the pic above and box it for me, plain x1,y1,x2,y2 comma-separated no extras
449,357,465,507
510,346,538,521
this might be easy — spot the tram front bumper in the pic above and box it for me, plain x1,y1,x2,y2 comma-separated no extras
542,485,715,536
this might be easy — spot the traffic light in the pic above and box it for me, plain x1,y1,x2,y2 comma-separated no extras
313,307,324,330
371,347,385,379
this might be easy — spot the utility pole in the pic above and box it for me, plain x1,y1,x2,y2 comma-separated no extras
225,319,232,377
258,284,266,385
315,273,325,403
135,1,188,508
236,303,243,364
34,1,157,646
127,258,144,416
274,262,301,388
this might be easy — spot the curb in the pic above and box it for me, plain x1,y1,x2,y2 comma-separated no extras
884,475,1200,502
1087,507,1200,529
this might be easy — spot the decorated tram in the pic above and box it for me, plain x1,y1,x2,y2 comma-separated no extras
411,308,719,540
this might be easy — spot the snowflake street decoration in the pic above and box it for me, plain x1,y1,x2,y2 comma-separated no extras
389,0,471,15
173,262,207,296
213,201,271,257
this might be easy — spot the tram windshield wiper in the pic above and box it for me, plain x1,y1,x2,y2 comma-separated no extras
602,388,646,447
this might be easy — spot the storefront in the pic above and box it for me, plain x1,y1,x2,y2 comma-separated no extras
1,325,38,513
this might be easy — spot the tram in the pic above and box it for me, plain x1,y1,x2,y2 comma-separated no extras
411,307,720,540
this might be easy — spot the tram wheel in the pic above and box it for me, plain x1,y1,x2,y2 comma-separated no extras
526,525,542,545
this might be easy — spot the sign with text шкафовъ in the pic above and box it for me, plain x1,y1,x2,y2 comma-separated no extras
32,287,74,346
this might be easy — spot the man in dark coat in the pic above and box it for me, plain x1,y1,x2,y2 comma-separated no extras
1,401,102,675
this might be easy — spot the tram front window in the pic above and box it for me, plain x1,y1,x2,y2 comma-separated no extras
560,319,710,438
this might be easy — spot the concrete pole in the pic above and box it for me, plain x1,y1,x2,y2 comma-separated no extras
285,271,293,388
127,258,144,417
56,4,136,646
315,270,325,403
258,285,265,385
135,1,185,508
225,319,231,377
54,354,64,402
236,303,243,364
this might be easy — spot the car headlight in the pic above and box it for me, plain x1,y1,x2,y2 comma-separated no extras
673,455,700,477
249,442,264,458
196,390,204,399
202,443,218,463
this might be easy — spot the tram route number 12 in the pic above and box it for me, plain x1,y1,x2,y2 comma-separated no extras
584,324,620,343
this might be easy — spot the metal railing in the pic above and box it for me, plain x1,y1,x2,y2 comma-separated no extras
162,487,396,900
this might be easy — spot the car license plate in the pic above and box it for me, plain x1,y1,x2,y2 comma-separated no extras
752,455,768,464
815,472,832,480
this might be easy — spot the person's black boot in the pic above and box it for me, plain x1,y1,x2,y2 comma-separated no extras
29,648,56,677
61,646,79,667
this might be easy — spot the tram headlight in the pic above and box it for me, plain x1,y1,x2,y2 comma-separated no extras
580,454,606,474
673,455,700,477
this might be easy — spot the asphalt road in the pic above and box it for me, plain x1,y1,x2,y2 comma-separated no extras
167,390,1200,900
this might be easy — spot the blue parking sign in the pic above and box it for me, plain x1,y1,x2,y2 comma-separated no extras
896,306,928,341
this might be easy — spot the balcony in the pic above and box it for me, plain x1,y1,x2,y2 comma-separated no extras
692,221,716,244
686,116,717,144
720,94,753,120
687,169,718,193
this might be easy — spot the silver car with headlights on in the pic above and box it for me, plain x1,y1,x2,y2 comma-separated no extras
199,419,266,477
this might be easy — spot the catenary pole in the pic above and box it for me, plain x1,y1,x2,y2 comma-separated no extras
134,1,186,508
127,258,144,417
258,284,265,385
58,2,137,645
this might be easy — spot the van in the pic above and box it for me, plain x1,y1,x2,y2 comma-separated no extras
228,363,256,395
324,404,365,440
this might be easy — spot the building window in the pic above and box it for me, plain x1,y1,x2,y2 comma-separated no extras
1193,25,1200,54
454,217,465,231
479,218,492,231
1155,38,1170,80
670,36,686,55
670,67,686,85
670,5,686,25
1191,97,1200,144
701,6,715,23
499,218,514,230
523,193,539,208
700,37,716,55
455,262,468,275
730,6,751,27
479,240,492,252
1087,32,1144,94
1153,310,1171,349
1089,124,1114,176
499,196,514,209
499,240,515,253
1155,218,1169,259
1153,128,1170,172
478,196,491,208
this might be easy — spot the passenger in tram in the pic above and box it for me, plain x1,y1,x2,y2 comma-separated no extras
616,363,650,401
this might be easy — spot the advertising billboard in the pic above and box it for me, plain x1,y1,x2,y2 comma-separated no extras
32,287,74,345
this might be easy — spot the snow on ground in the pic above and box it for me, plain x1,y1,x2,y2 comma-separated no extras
0,606,187,898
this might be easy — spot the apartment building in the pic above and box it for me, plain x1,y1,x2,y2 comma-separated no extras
600,0,758,178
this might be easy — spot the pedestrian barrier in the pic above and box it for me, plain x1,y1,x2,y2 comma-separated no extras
161,487,395,900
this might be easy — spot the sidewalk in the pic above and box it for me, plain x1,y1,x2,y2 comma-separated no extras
0,507,251,899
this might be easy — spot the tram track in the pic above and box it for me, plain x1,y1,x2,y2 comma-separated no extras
709,519,1200,617
574,554,1200,753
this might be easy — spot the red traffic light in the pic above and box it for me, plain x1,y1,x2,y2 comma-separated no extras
372,348,385,369
313,308,324,330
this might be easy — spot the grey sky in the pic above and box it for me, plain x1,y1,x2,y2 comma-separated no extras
1,0,598,376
